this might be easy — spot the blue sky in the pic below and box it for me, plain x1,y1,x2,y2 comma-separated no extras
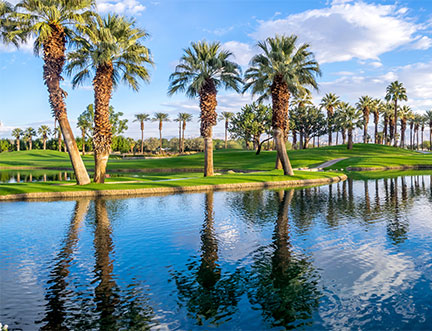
1,0,432,140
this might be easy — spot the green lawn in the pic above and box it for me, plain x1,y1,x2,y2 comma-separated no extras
0,170,342,196
1,144,431,171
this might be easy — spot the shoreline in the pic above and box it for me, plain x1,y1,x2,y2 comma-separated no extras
0,174,347,201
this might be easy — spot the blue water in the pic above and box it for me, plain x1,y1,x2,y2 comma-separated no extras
1,175,432,330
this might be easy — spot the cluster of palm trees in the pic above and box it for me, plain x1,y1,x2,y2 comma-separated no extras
11,125,55,151
317,82,432,151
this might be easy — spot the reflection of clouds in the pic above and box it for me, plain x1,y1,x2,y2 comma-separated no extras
315,241,421,329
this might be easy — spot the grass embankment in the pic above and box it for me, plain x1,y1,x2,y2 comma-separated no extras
1,144,431,197
0,170,343,196
1,144,431,172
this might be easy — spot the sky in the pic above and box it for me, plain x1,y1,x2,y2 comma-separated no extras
1,0,432,140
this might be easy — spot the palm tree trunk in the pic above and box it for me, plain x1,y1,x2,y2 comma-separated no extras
16,138,20,151
29,137,32,150
159,124,162,154
43,137,46,150
140,122,144,154
182,122,186,153
225,120,228,149
347,128,353,150
43,23,90,185
374,113,379,144
336,131,339,145
327,109,333,146
93,62,114,184
422,129,424,150
178,121,181,153
430,124,432,151
393,100,398,147
342,130,346,145
400,123,405,148
199,80,218,177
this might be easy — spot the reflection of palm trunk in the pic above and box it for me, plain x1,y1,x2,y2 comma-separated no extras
41,199,90,330
94,199,119,329
272,190,294,283
364,180,370,214
198,192,220,288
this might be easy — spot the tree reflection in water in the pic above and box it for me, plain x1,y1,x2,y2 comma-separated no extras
247,190,320,329
40,198,155,330
172,192,245,326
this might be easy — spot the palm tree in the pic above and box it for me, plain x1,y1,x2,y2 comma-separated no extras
174,114,183,152
152,112,169,153
77,112,92,155
319,93,340,146
11,128,23,151
356,95,373,144
133,113,150,154
6,0,94,185
370,99,381,144
67,14,153,183
218,111,234,149
385,81,408,147
382,104,393,145
425,110,432,151
337,102,362,150
24,127,36,150
244,35,320,175
180,113,192,153
53,127,62,152
0,0,13,42
414,114,422,150
398,106,412,148
409,116,415,149
421,115,426,150
37,125,51,150
168,41,242,176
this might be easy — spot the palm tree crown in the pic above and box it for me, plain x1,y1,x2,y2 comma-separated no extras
385,80,407,146
134,113,150,130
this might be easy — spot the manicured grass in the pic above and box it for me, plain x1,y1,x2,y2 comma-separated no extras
0,170,342,196
1,144,430,172
347,169,432,180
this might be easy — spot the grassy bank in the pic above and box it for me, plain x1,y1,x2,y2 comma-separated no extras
1,144,431,172
0,170,343,196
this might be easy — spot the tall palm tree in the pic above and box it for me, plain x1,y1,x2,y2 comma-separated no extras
370,99,381,144
409,115,415,149
356,95,373,144
414,114,422,150
319,93,340,146
337,102,362,150
421,115,426,150
398,106,412,149
385,81,408,147
6,0,94,185
24,127,36,150
67,14,153,183
218,111,234,149
168,41,242,176
11,128,23,151
244,35,320,175
180,113,192,153
152,112,169,153
425,110,432,151
77,112,92,155
37,125,51,150
133,113,150,154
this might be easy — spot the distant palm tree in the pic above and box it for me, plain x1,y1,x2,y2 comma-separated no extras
370,99,381,144
6,0,95,185
24,127,36,150
218,112,234,149
134,113,150,154
356,95,374,144
77,112,92,155
421,115,426,150
127,137,136,154
385,81,407,147
11,128,23,151
38,125,51,150
337,102,362,150
53,127,62,152
168,41,242,176
413,114,422,150
409,116,415,149
67,14,153,183
152,112,169,153
180,113,192,153
398,106,412,148
425,110,432,151
244,35,320,175
319,93,340,146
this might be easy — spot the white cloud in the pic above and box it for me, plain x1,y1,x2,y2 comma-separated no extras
250,1,430,63
222,41,255,67
204,26,234,36
0,37,34,54
97,0,146,14
369,61,383,68
317,60,432,111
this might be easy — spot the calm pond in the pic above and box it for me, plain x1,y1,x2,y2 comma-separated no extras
1,174,432,330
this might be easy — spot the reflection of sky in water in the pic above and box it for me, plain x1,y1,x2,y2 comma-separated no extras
1,175,432,329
